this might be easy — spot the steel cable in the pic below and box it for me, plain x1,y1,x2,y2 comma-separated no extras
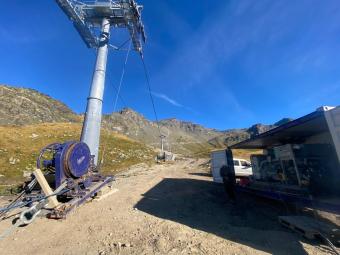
113,40,132,111
139,52,162,136
0,188,69,213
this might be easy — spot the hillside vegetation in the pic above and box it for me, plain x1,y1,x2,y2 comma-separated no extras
0,123,155,193
1,85,293,156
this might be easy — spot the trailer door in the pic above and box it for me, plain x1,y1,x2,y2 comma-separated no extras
211,150,227,183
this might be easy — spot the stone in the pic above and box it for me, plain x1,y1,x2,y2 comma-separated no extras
9,157,19,165
29,133,39,139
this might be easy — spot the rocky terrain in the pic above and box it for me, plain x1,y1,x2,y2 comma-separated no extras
104,109,292,155
0,85,334,255
0,85,79,125
0,84,292,155
103,109,224,156
247,118,293,138
0,159,331,255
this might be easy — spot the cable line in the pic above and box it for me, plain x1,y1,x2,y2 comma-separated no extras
114,40,132,111
98,40,132,170
139,52,162,136
92,40,129,110
111,82,128,109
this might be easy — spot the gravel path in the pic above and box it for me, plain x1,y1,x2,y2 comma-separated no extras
0,158,332,254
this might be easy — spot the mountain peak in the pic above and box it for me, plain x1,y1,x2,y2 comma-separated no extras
117,107,146,120
247,123,274,137
120,107,139,115
274,118,293,126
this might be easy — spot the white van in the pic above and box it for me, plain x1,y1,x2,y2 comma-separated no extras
211,150,252,183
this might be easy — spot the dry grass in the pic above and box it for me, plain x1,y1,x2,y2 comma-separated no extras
0,123,155,193
232,149,263,160
182,143,262,160
0,123,261,194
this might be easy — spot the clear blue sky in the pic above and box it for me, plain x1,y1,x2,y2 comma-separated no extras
1,1,340,130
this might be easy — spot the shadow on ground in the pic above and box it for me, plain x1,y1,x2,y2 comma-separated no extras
188,172,212,177
135,178,315,255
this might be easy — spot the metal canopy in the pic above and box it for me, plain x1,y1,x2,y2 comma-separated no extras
231,110,329,149
56,0,146,51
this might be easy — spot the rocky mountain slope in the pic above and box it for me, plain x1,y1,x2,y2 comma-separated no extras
102,109,225,155
247,118,293,138
0,85,79,125
0,84,292,155
105,109,292,155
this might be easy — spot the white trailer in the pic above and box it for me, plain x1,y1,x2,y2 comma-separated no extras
211,150,227,183
211,150,252,183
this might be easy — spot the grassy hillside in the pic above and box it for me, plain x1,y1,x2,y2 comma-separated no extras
1,85,265,157
178,142,262,163
0,123,155,193
232,149,263,160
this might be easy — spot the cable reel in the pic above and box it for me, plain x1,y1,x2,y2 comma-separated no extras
40,141,92,188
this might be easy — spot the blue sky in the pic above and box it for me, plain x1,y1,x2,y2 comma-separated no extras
1,1,340,130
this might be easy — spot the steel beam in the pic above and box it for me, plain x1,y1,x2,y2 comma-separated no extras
80,18,110,164
55,0,98,48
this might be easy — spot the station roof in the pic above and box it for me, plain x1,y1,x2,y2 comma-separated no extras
230,109,330,149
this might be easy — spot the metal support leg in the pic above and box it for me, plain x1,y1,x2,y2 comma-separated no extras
81,18,110,165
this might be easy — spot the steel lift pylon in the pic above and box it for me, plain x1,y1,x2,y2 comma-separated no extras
2,0,146,220
56,0,146,165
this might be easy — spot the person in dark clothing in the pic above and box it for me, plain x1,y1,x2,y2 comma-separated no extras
220,165,236,203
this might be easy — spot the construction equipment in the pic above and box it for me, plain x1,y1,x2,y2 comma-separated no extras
216,106,340,214
0,0,146,221
212,106,340,251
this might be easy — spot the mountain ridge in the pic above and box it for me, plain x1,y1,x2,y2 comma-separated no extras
0,84,292,154
0,84,79,125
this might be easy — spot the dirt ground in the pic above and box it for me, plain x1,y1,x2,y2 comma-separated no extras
0,158,336,255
